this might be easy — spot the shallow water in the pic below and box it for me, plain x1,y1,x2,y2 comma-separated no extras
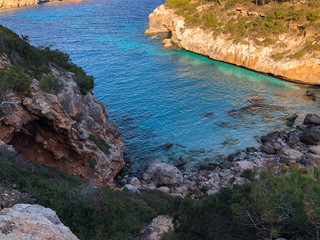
0,0,319,170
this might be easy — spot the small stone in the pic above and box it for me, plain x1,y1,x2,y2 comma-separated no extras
218,161,233,169
219,169,232,177
158,186,170,194
207,189,219,195
164,42,173,48
165,141,173,148
174,157,187,167
234,161,254,173
162,39,173,48
309,145,320,155
129,177,141,188
124,184,140,194
170,193,184,198
119,179,127,187
306,90,316,100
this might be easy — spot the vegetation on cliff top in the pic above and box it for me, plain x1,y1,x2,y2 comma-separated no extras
0,25,94,95
165,0,320,59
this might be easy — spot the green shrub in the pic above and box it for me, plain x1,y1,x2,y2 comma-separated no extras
0,67,32,94
89,159,97,168
271,50,291,60
285,113,298,127
307,10,320,21
172,166,320,239
0,145,175,240
0,25,94,95
40,73,62,94
89,134,111,155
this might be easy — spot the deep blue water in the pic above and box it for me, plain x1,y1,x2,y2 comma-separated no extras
0,0,319,170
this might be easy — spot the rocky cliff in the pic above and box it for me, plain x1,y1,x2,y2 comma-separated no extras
0,26,125,185
0,0,38,9
146,4,320,85
0,204,79,240
0,0,81,9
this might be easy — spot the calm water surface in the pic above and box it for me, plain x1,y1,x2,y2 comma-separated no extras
0,0,319,170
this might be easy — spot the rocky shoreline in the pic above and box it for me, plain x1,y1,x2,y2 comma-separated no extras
0,0,81,10
117,112,320,199
145,5,320,85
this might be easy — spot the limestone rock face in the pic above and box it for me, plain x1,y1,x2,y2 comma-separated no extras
146,5,320,85
0,67,125,185
0,0,38,9
0,204,78,240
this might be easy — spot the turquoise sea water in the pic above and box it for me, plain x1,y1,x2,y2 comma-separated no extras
0,0,319,170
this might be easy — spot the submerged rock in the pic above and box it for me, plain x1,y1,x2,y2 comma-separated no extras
241,104,285,115
174,156,187,167
0,204,78,240
305,90,316,101
247,96,265,103
201,112,214,118
165,141,173,149
227,109,242,118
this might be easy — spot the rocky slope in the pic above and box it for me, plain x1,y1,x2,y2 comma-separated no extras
0,204,78,240
146,4,320,85
0,26,125,185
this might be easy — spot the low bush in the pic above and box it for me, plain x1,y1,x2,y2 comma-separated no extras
172,166,320,240
0,25,94,95
0,145,175,240
0,66,32,95
89,134,111,155
40,73,62,94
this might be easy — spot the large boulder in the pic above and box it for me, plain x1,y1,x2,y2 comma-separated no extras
309,145,320,155
137,215,173,240
278,148,304,164
303,114,320,125
234,161,254,173
0,204,78,240
143,160,183,187
300,126,320,145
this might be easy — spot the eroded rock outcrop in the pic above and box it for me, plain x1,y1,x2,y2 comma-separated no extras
0,27,125,185
0,69,125,184
146,5,320,85
0,204,78,240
